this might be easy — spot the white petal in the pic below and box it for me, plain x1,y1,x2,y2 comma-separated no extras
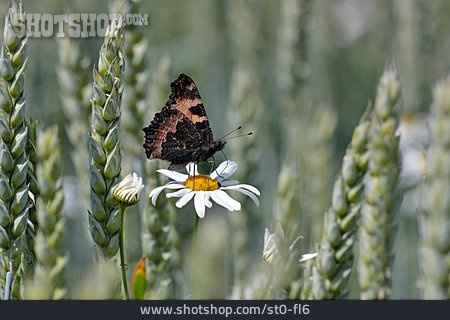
185,163,199,176
166,188,191,198
157,169,188,182
148,183,185,197
222,183,260,196
120,173,133,184
194,191,206,218
219,180,239,187
148,184,185,206
205,192,212,209
209,189,241,211
210,160,237,181
175,191,195,208
204,193,213,208
148,185,167,206
221,186,259,206
136,183,145,194
299,252,318,262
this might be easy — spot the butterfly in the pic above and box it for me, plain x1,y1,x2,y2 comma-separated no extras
143,74,226,170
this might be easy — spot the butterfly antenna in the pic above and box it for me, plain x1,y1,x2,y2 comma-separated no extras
225,132,253,140
218,126,242,140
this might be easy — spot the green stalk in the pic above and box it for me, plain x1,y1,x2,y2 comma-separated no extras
191,214,200,280
3,259,12,300
190,215,200,296
119,205,130,300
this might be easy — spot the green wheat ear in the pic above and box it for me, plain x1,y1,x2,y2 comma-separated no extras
21,120,39,280
0,0,29,299
26,126,67,299
227,0,266,297
277,0,336,245
270,159,302,299
358,67,401,299
121,0,150,160
419,75,450,299
71,261,121,299
57,37,91,204
303,104,371,299
227,67,261,297
142,162,178,298
88,20,125,259
141,57,180,298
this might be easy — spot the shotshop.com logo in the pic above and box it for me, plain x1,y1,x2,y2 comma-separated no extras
8,13,148,38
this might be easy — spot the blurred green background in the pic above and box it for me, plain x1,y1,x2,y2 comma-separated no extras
2,0,450,299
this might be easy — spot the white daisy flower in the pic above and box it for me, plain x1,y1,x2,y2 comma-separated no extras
148,160,260,218
113,172,144,206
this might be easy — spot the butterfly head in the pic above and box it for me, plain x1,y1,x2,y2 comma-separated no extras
209,140,226,152
197,140,226,162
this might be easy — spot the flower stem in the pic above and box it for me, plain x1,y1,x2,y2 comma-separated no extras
191,214,200,294
3,259,13,300
193,214,200,250
119,205,130,300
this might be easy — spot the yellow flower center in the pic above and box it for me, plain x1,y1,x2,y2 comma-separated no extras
184,175,220,191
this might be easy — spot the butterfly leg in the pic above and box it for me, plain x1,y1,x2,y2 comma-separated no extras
208,157,216,176
206,157,217,189
193,162,197,189
211,155,229,180
216,150,230,179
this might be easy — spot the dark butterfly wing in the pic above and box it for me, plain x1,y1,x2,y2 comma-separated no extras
143,107,201,162
143,74,224,168
143,74,215,167
163,74,213,143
